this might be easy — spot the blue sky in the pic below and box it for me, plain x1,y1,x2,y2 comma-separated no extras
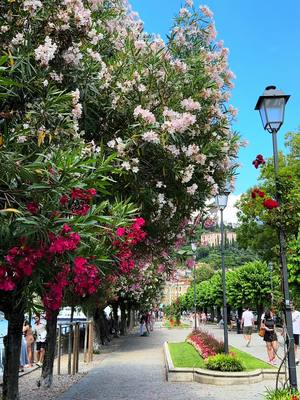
130,0,300,195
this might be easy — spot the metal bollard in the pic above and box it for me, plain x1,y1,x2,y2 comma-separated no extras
68,324,72,375
83,322,88,363
57,325,62,375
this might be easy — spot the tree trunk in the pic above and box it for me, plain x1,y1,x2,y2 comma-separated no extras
216,306,221,322
112,303,119,338
2,297,25,400
127,304,131,330
120,302,127,336
39,310,59,388
92,308,103,351
210,306,215,322
257,303,264,329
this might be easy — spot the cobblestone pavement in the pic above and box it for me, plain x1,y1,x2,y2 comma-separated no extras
58,324,277,400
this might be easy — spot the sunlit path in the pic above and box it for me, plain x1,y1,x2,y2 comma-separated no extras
59,326,274,400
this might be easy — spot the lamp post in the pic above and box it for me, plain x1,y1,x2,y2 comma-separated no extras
215,184,230,354
255,85,297,390
191,242,197,330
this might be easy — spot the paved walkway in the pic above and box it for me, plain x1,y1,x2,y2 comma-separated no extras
58,323,281,400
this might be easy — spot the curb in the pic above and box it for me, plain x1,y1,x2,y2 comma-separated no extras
164,341,285,386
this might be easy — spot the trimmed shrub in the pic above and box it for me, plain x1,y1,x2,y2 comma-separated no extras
265,388,300,400
187,329,224,359
206,353,244,372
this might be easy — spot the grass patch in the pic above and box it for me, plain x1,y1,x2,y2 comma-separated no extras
229,346,274,371
163,320,190,329
168,342,206,368
168,342,274,371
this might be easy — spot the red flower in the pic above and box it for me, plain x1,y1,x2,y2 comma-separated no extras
263,199,279,209
116,227,126,237
62,224,72,234
112,217,147,274
252,154,266,169
251,188,265,199
87,188,97,197
26,202,39,214
73,257,101,297
59,195,70,206
72,203,90,216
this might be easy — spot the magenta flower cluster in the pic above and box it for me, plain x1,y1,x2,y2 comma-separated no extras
187,329,224,359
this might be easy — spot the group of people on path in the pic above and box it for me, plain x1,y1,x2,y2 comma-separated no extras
19,314,47,371
139,311,157,336
241,305,300,366
190,311,207,326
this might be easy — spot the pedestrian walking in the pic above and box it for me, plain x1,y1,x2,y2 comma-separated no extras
139,314,146,336
241,306,254,347
33,314,47,366
19,334,28,372
292,303,300,365
145,312,151,334
201,311,207,325
261,309,278,365
23,320,34,367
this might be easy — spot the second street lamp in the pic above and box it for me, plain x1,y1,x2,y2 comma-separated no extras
255,85,297,390
215,184,230,355
191,242,197,330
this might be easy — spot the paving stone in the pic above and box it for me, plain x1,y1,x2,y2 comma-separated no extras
58,324,277,400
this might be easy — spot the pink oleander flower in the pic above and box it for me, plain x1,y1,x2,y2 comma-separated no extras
34,36,57,66
134,40,147,51
181,98,201,112
142,130,160,144
186,257,195,269
133,105,156,124
200,5,214,19
23,0,42,13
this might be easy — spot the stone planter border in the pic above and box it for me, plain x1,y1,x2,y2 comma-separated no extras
164,342,285,386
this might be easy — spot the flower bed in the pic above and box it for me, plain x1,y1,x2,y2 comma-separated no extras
187,329,224,359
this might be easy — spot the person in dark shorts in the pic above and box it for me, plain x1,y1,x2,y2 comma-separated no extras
261,309,278,365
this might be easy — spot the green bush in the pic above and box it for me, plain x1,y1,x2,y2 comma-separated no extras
206,353,244,372
265,388,300,399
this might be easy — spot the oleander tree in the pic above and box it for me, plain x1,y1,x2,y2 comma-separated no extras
0,142,138,395
1,0,240,246
0,0,240,397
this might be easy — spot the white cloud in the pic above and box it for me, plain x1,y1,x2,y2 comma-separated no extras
223,194,241,225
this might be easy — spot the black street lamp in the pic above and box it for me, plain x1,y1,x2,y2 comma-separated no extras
215,184,230,354
191,242,197,330
255,85,297,390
